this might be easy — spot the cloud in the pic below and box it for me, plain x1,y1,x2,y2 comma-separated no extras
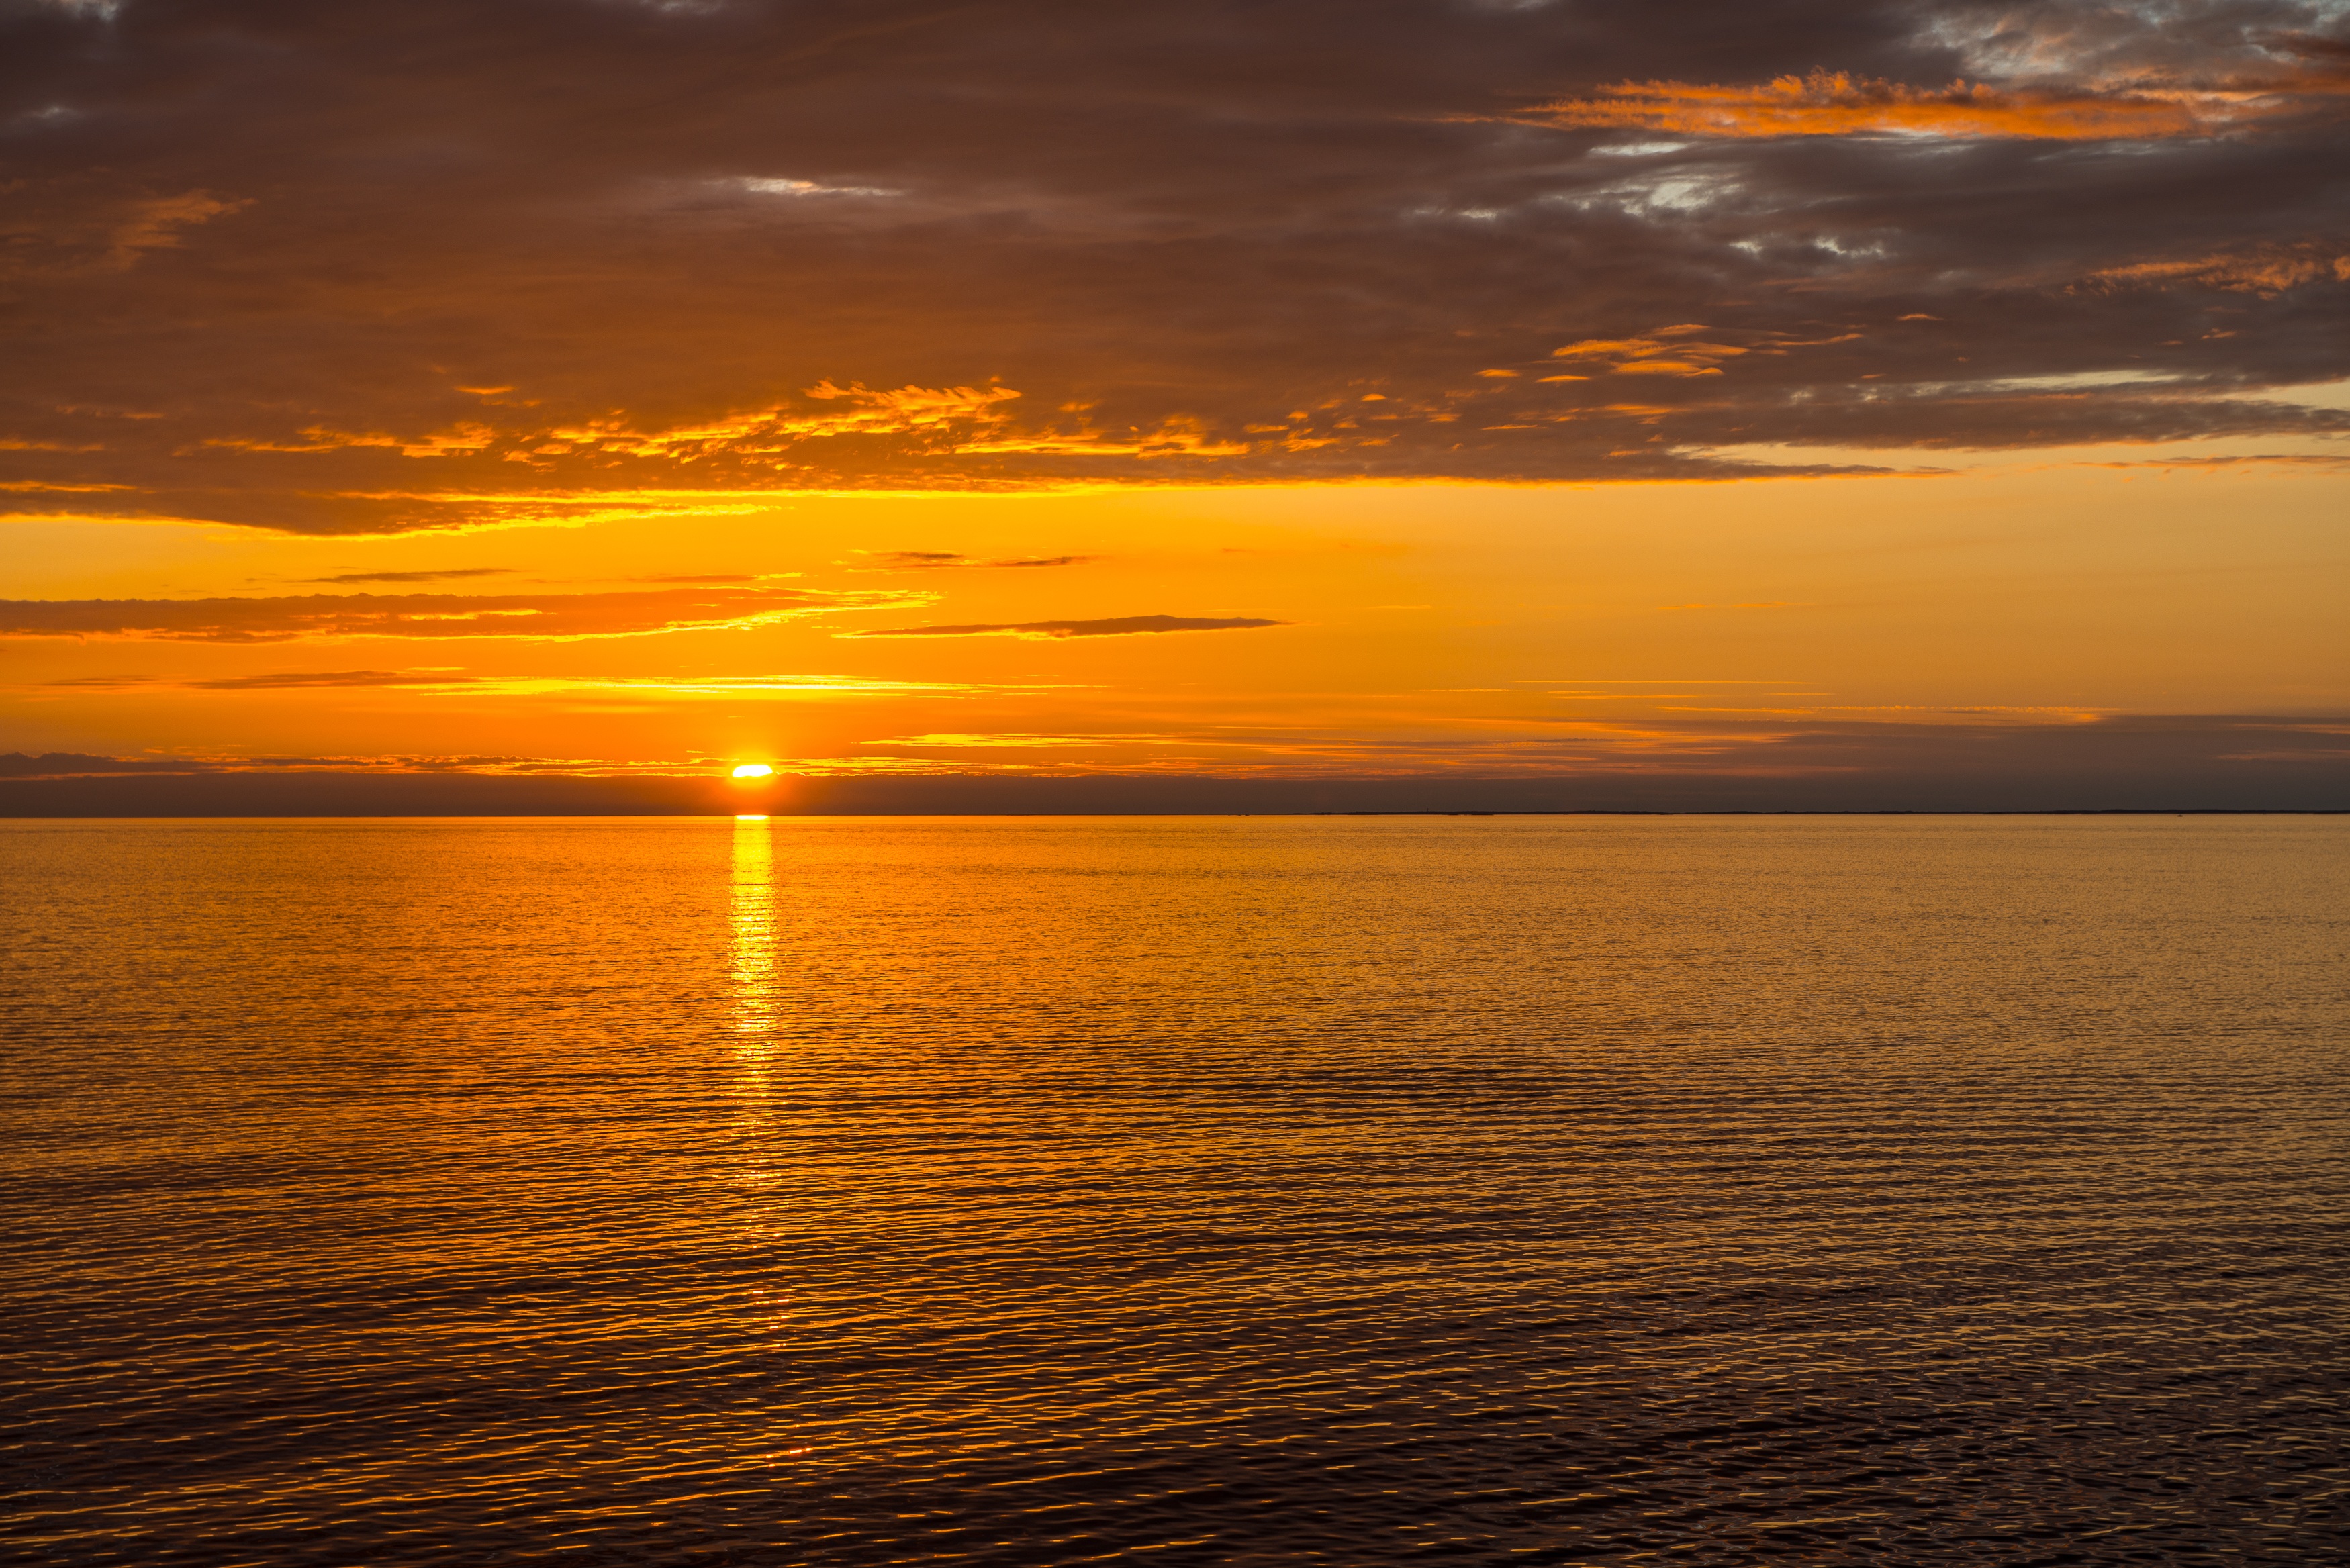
1551,329,1755,378
2085,244,2350,297
42,669,1018,697
48,669,475,690
845,614,1288,640
0,583,923,644
529,381,1024,460
1519,70,2282,141
203,422,497,458
732,176,902,199
865,733,1101,748
0,750,709,779
859,551,1100,570
299,568,518,585
0,181,248,281
106,191,248,265
5,714,2345,808
1,752,218,777
188,669,473,690
3,0,2350,526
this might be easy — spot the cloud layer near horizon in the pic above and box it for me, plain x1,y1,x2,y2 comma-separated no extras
3,713,2344,813
4,0,2348,533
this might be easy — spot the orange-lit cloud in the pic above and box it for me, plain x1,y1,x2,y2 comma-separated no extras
207,385,1023,465
2085,243,2350,297
104,191,248,266
1552,330,1750,379
0,182,248,281
1523,70,2314,141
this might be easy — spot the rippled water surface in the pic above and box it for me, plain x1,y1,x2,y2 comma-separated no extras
4,816,2347,1566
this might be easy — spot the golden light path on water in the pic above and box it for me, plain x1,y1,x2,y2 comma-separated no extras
731,814,783,1364
732,814,776,1052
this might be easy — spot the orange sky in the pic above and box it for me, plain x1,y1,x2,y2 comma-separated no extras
4,1,2347,809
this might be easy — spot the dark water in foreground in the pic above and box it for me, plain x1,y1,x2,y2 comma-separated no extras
3,816,2346,1567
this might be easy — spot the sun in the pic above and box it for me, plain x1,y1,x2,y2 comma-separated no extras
730,763,774,780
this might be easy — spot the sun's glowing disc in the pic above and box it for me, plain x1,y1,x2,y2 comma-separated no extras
731,763,774,779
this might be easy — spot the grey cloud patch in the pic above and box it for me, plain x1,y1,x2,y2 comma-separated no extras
845,614,1288,639
3,1,2349,530
0,752,218,777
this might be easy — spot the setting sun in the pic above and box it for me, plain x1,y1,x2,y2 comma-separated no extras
730,764,775,780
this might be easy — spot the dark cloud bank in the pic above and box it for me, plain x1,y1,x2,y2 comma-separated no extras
3,716,2343,812
3,1,2348,532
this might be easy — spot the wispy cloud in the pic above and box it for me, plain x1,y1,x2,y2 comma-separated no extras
54,669,475,690
297,568,518,585
1517,66,2341,141
731,175,901,199
0,584,927,644
42,670,1036,697
843,614,1288,640
2084,243,2350,298
856,551,1100,570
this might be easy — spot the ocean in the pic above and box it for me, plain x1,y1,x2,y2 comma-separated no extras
4,816,2345,1565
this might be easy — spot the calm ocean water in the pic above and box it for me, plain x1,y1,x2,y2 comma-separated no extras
3,816,2345,1566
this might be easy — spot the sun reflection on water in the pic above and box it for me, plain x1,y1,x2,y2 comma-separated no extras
731,815,775,1053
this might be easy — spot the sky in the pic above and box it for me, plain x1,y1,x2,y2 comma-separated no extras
3,0,2346,811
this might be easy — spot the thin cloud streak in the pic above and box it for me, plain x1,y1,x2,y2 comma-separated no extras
298,569,518,585
858,551,1102,570
1513,60,2350,140
39,671,1039,696
844,615,1289,640
0,585,927,643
